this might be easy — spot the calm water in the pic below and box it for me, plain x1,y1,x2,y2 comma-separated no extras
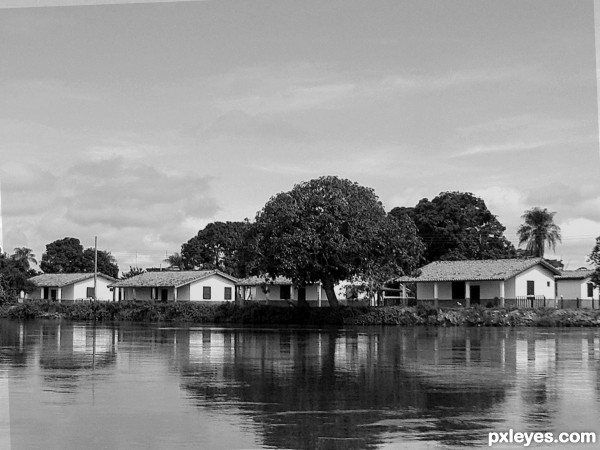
0,320,599,449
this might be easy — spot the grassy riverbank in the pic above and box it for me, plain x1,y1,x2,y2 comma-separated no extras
2,300,600,326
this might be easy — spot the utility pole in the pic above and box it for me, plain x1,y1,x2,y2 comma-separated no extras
93,236,98,301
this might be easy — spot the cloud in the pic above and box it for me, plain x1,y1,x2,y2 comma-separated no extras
1,155,219,270
0,0,205,8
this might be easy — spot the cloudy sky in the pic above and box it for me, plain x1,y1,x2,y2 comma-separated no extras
0,0,598,271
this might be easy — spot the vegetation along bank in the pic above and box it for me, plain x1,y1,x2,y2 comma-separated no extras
1,301,600,327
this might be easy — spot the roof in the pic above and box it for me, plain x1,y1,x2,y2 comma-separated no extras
397,258,561,283
29,273,118,287
110,270,238,288
556,269,595,280
236,275,294,286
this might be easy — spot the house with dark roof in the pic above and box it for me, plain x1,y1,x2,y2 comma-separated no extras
109,270,238,302
397,258,561,308
27,273,118,302
556,269,599,308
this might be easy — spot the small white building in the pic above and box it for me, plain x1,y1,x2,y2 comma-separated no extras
235,276,368,307
236,276,328,307
27,273,117,302
398,258,561,308
556,269,599,308
110,270,238,302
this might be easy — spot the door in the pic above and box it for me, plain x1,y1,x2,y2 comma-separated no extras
298,287,306,302
161,289,168,301
470,285,480,305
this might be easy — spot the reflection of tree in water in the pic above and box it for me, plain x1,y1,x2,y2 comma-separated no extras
178,327,509,449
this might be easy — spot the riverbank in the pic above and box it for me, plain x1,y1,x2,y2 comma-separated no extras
2,300,600,326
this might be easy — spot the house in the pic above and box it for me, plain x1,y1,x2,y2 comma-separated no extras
27,273,118,302
556,269,599,308
235,276,371,307
110,270,238,302
236,276,328,306
397,258,561,308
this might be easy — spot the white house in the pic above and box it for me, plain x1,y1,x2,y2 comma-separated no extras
110,270,238,302
236,276,328,307
236,276,369,307
397,258,561,308
27,273,118,302
556,269,599,308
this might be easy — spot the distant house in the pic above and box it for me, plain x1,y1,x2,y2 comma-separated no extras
235,276,368,307
397,258,561,308
236,276,328,306
110,270,238,302
27,273,118,302
556,269,599,308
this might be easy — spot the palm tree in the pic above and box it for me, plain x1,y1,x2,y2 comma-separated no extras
164,252,185,270
517,207,561,257
11,247,38,270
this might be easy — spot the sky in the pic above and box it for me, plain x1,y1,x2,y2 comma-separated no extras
0,0,599,272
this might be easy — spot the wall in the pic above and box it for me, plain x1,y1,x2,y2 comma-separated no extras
514,266,555,299
556,278,599,300
72,277,114,301
188,275,236,302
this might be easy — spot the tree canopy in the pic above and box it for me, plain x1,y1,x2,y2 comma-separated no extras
517,207,561,258
587,237,600,288
181,221,252,277
0,251,36,300
40,237,119,278
391,191,516,264
253,176,424,307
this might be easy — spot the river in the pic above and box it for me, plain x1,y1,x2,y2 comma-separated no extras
0,320,599,449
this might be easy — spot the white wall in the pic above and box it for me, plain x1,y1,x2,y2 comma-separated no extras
556,278,599,300
188,275,236,302
72,276,114,301
514,266,555,299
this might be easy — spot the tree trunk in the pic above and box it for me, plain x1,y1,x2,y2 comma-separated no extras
322,279,340,308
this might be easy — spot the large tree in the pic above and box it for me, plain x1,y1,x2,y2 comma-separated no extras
517,207,561,258
181,221,253,277
392,191,516,264
40,237,119,278
0,251,36,300
253,176,424,307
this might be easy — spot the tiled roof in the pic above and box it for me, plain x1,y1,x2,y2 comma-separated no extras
556,269,595,280
236,275,294,286
29,273,117,287
110,270,238,288
397,258,561,283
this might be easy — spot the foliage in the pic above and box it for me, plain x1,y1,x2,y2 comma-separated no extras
0,252,36,301
588,237,600,288
4,301,599,327
180,221,253,277
121,266,145,279
11,247,38,270
392,191,516,264
40,237,119,278
517,207,561,257
253,176,424,307
164,252,186,270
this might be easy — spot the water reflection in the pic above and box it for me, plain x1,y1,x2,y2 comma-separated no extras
1,320,599,449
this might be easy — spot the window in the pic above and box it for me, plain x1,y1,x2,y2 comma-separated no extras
203,286,211,300
587,283,594,298
280,285,291,300
86,287,95,298
224,287,232,300
43,287,49,300
451,282,466,300
527,280,535,297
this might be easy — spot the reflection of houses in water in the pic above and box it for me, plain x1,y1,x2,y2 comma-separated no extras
38,323,118,372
